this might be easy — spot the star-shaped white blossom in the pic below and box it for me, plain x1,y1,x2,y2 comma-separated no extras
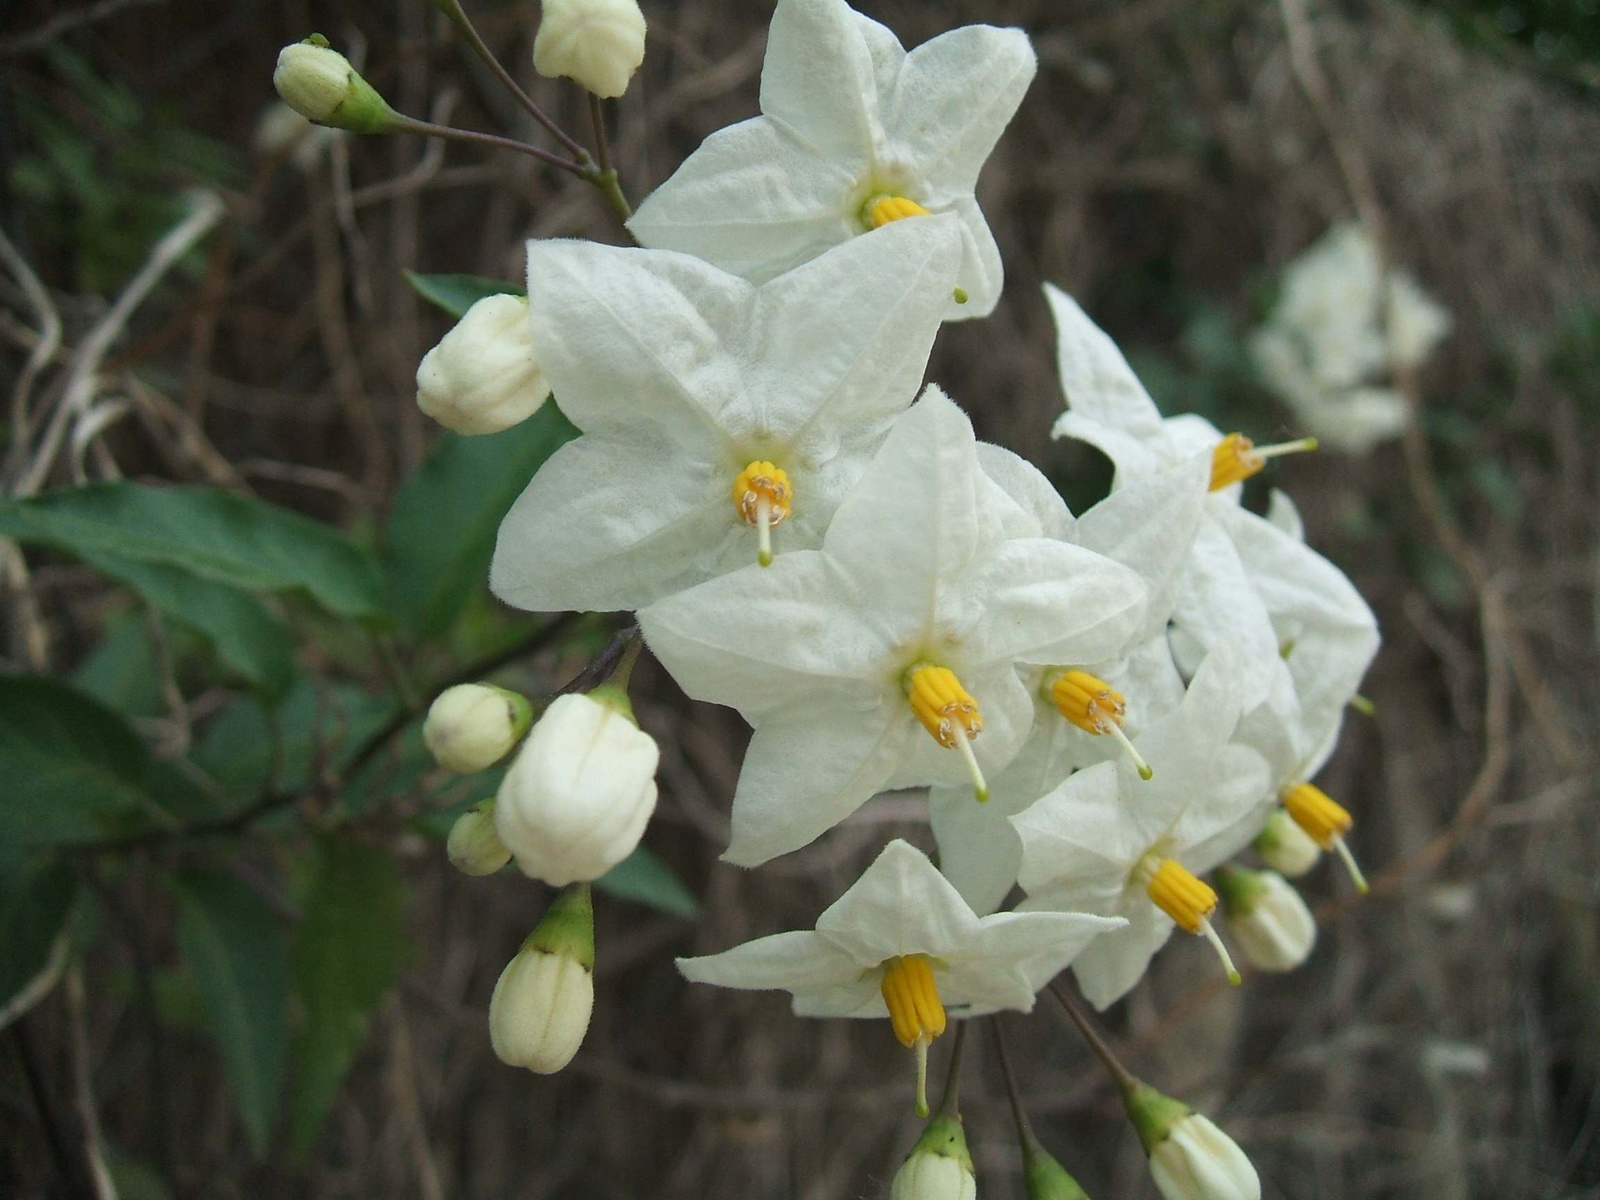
626,0,1035,320
1011,652,1271,1010
639,388,1148,867
490,216,962,613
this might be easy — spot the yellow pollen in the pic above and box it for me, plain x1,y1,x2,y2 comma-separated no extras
1143,859,1242,986
865,194,931,229
880,955,946,1117
1048,670,1152,780
1281,783,1369,894
905,663,988,800
1209,432,1319,492
731,460,792,567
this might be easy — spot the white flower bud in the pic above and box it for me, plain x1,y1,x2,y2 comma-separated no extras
1386,272,1452,370
1252,807,1321,878
494,689,658,886
1148,1114,1261,1200
447,800,512,876
1216,867,1316,973
489,885,594,1073
416,294,550,435
533,0,647,99
273,37,396,134
890,1114,976,1200
423,683,533,773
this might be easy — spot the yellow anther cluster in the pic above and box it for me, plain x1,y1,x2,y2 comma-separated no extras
880,955,947,1049
1051,669,1126,735
731,460,793,526
865,194,931,229
906,665,983,748
1209,432,1265,492
1145,858,1218,935
1280,782,1352,850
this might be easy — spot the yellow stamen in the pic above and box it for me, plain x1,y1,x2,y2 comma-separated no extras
731,460,792,567
1048,669,1152,780
1208,432,1319,492
880,955,946,1117
905,663,987,799
1281,783,1368,895
1142,859,1241,985
864,194,931,229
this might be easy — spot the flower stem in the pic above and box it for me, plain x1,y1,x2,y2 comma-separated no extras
989,1017,1044,1155
385,112,588,177
935,1020,967,1120
1047,980,1136,1092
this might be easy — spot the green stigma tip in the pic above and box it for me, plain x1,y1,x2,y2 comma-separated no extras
1227,969,1243,987
1137,764,1154,781
915,1099,930,1119
758,551,773,567
952,287,969,305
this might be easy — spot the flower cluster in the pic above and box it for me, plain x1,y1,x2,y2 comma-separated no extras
310,0,1409,1193
1248,223,1452,454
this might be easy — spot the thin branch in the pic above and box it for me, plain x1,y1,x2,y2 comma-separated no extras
387,113,588,177
64,969,117,1200
1047,979,1135,1091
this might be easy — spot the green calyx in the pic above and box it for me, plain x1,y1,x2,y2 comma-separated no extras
299,36,398,134
905,1112,974,1175
488,684,535,741
1122,1079,1192,1155
586,683,637,725
523,882,594,971
1023,1139,1092,1200
1214,864,1270,916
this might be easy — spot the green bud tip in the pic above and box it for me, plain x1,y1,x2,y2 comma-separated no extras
1023,1139,1092,1200
905,1112,974,1175
1122,1079,1193,1156
586,682,637,724
523,882,595,971
1213,864,1270,917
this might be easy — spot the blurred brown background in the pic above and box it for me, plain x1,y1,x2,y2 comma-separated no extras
2,0,1598,1197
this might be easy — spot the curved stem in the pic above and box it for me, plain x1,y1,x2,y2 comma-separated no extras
386,113,587,177
1047,979,1136,1092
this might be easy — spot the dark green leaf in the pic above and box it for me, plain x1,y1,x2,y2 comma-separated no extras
404,270,522,320
0,860,78,1022
383,405,579,638
0,483,386,622
74,609,165,718
595,845,700,919
175,870,290,1157
74,546,295,699
289,836,406,1155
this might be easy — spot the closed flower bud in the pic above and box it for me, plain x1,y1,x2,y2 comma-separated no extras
1252,807,1321,878
495,687,659,886
1124,1082,1260,1200
447,800,512,876
1216,866,1316,973
273,36,397,134
489,884,594,1073
890,1113,976,1200
1024,1141,1091,1200
415,294,550,435
533,0,647,99
423,683,534,773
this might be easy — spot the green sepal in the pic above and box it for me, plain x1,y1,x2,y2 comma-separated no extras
299,36,398,135
586,683,636,725
523,882,594,971
1214,864,1270,916
905,1112,974,1175
1023,1138,1092,1200
487,684,535,742
1122,1079,1192,1155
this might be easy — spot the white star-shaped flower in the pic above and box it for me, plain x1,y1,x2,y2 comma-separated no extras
1010,652,1271,1010
626,0,1035,320
639,388,1148,867
1045,282,1323,711
928,447,1210,916
490,217,961,612
678,838,1121,1113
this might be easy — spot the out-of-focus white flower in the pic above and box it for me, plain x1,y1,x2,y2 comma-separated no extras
491,217,961,612
1387,271,1453,369
273,37,395,133
494,688,659,885
1011,652,1271,1009
423,683,534,773
1215,865,1316,972
447,799,512,876
1248,326,1408,454
890,1113,977,1200
489,884,594,1073
640,390,1148,867
416,294,549,435
627,0,1036,319
677,840,1120,1115
1251,806,1321,878
533,0,646,99
252,101,340,169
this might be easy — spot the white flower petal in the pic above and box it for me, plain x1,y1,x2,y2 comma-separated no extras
1012,761,1144,895
1044,283,1166,437
814,839,980,964
976,441,1076,540
677,929,865,989
946,193,1005,318
942,908,1122,1014
1169,517,1281,711
1070,903,1174,1011
761,0,888,162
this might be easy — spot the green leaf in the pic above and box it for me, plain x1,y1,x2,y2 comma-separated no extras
404,270,522,320
289,836,406,1155
175,870,290,1157
0,483,386,622
74,546,295,699
0,860,79,1023
74,609,165,718
383,405,579,638
595,845,700,919
0,675,160,852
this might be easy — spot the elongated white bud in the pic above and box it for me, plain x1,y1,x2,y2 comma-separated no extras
1216,866,1316,973
533,0,647,99
489,884,594,1073
416,294,549,435
273,37,396,133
